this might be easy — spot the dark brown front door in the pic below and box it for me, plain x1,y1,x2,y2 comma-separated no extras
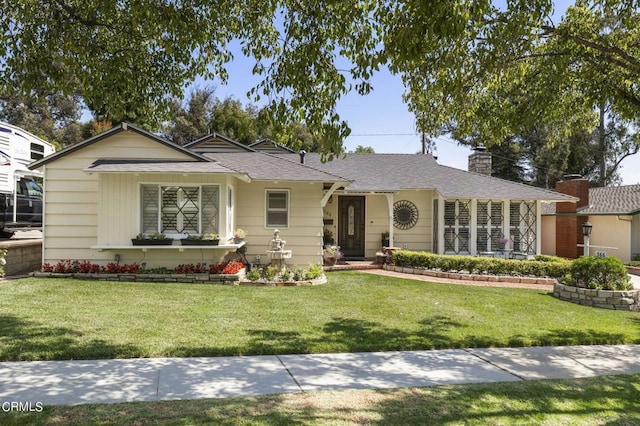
338,196,365,258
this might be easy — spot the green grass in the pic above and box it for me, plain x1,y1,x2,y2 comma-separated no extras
1,271,639,361
5,374,640,425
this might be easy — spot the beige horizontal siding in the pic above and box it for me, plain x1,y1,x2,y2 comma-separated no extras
235,181,324,266
40,130,202,266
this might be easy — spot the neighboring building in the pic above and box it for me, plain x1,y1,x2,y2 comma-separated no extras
542,176,640,262
29,123,575,269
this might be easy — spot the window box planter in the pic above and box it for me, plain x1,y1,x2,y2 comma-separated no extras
180,239,220,246
131,238,174,246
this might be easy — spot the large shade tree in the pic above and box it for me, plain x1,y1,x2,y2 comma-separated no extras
2,1,639,159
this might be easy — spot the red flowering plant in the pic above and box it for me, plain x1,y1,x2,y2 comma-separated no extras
222,260,245,274
53,259,77,273
77,260,101,274
100,262,142,273
209,262,225,274
174,263,208,274
208,260,245,274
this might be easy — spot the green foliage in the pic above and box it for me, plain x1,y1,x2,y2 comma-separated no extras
632,253,640,262
4,1,638,156
292,268,305,282
279,267,291,282
304,263,323,280
351,145,375,154
569,256,632,291
264,265,279,282
392,250,571,278
246,268,261,282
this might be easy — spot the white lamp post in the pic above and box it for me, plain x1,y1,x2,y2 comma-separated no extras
581,221,592,256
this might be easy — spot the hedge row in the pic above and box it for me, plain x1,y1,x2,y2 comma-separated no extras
391,250,571,278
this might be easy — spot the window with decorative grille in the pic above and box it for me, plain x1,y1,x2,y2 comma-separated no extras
444,199,470,254
509,201,536,254
140,184,219,235
477,201,504,252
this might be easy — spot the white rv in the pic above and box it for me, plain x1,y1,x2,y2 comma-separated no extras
0,122,55,237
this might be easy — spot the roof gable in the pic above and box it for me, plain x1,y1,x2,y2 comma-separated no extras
185,133,256,153
249,139,296,154
29,122,207,169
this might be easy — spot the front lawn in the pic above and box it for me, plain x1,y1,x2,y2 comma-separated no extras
5,374,640,425
1,271,639,361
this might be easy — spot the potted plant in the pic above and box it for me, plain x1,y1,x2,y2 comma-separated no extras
323,245,343,266
233,228,247,244
381,231,390,248
323,229,334,245
131,232,174,246
180,233,220,246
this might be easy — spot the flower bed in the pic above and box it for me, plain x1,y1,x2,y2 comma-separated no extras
33,259,328,286
36,260,246,284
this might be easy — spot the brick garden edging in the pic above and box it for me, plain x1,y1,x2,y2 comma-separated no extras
382,264,555,285
553,282,640,311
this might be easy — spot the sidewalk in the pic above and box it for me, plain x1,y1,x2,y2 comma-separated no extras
1,345,639,406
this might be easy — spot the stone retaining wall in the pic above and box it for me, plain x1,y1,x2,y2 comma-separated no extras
383,264,555,285
553,282,640,311
30,269,328,286
32,269,246,285
0,239,42,276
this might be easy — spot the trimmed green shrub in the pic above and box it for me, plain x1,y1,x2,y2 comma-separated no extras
246,268,261,282
304,263,323,280
264,265,278,281
569,256,632,290
534,254,567,263
391,250,570,278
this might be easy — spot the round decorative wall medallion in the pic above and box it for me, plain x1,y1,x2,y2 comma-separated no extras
393,200,419,229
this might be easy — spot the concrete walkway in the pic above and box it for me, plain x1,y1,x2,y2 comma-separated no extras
1,345,639,406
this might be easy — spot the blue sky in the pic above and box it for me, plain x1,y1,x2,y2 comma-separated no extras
200,1,640,185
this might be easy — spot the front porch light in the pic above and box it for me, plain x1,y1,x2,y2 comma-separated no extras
581,221,592,237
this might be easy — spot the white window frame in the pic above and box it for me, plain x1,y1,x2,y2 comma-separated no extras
226,185,234,239
139,183,220,238
265,189,290,228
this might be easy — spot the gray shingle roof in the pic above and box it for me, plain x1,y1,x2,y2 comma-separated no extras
204,153,350,183
584,185,640,214
544,184,640,215
281,153,575,201
84,159,242,175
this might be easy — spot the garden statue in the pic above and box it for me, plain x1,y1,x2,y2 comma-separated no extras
270,229,286,251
